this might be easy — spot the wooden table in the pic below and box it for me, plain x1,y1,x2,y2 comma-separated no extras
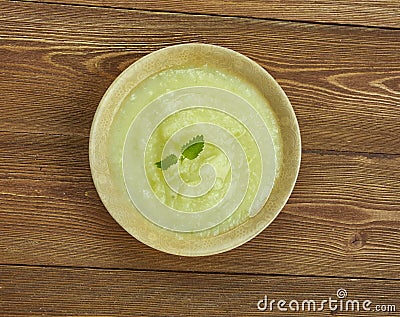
1,1,399,316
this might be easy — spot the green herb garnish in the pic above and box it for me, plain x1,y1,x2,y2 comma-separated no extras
155,154,178,171
155,135,204,170
180,135,204,161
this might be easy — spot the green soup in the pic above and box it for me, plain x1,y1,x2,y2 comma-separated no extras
108,65,281,237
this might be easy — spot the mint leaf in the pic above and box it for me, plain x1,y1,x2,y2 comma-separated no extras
155,135,205,170
155,154,178,170
180,135,204,161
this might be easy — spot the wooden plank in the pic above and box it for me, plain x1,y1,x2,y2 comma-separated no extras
0,2,399,154
29,0,400,29
1,132,399,279
0,132,90,181
1,265,399,316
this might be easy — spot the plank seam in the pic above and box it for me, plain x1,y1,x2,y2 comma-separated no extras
1,263,399,281
9,0,400,31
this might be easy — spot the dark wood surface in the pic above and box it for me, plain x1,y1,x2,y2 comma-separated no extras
2,265,400,316
1,1,400,315
29,0,400,28
1,131,400,278
1,2,400,153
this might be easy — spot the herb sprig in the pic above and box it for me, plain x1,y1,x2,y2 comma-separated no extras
155,135,204,170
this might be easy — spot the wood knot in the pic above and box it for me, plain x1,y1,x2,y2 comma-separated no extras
348,231,367,250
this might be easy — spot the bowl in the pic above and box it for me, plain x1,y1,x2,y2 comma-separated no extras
89,43,301,256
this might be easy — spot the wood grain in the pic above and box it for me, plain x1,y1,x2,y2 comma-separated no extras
28,0,400,29
1,2,399,154
1,1,399,315
1,265,399,316
0,0,400,282
1,131,399,279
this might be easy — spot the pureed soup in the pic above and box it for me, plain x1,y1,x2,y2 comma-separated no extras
108,64,282,238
